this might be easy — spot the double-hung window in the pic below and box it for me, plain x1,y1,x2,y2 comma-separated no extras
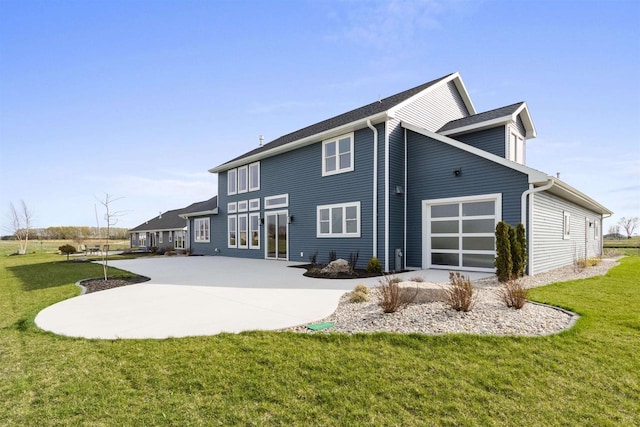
317,201,360,237
322,133,354,176
237,166,248,193
194,218,210,242
249,213,260,249
238,214,248,249
228,216,237,248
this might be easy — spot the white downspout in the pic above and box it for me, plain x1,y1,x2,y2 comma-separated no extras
384,121,390,272
521,178,554,275
367,119,378,259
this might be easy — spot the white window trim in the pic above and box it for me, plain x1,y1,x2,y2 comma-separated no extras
237,200,248,212
249,162,260,192
322,133,354,177
194,218,210,243
238,214,248,249
237,165,248,194
227,202,237,214
316,201,361,238
159,232,163,244
563,211,571,240
227,169,237,195
249,198,260,211
265,194,289,210
249,212,260,249
228,216,237,248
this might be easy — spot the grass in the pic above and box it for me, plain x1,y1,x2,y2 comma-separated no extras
1,253,639,425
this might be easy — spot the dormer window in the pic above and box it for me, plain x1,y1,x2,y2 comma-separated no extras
322,133,354,176
508,133,524,164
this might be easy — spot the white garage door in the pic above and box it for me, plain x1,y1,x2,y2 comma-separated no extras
423,194,501,272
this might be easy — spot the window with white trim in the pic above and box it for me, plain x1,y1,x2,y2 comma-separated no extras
175,231,185,249
228,216,237,248
238,165,248,193
563,211,571,240
194,218,210,242
238,214,248,249
159,232,163,244
227,169,237,195
317,201,360,237
594,219,600,240
249,198,260,211
322,133,354,176
249,162,260,191
508,133,524,164
227,202,237,214
249,213,260,249
265,194,289,209
237,200,248,212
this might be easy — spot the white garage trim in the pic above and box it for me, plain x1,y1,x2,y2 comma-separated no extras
422,193,502,272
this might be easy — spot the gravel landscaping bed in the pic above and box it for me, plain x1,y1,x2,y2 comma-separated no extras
78,276,150,294
287,258,620,336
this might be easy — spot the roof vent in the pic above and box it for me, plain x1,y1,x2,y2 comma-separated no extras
259,135,264,147
556,172,561,179
159,211,162,219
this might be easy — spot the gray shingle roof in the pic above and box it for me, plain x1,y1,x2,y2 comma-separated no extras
438,102,524,133
216,73,455,169
129,196,217,232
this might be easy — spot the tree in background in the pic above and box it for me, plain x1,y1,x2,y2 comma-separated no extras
5,201,34,255
618,217,639,239
95,194,125,281
58,244,77,261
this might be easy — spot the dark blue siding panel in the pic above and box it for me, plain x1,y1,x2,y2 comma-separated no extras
212,125,379,268
454,126,505,158
190,215,218,256
388,120,405,270
405,130,529,267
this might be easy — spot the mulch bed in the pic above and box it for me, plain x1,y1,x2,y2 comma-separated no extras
291,264,407,279
79,276,150,294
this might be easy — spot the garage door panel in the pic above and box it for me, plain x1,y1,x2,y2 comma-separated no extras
432,253,459,266
462,237,494,251
432,204,459,218
431,236,459,250
462,219,495,233
462,253,495,269
462,201,495,216
432,220,459,233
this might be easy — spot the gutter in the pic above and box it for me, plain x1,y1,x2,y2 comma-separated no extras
521,179,554,276
366,119,378,258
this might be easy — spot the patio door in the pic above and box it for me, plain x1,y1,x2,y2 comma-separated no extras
265,210,288,260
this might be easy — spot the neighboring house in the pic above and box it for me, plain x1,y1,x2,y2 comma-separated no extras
194,72,610,275
130,197,218,251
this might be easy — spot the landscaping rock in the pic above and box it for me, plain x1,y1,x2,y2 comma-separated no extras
398,281,448,303
321,259,351,275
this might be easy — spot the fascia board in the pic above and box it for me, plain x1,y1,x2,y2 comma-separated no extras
179,208,218,218
402,121,548,184
546,178,613,215
129,227,186,233
439,115,512,136
515,102,537,138
209,112,389,173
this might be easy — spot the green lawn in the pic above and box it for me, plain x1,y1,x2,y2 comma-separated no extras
1,253,638,426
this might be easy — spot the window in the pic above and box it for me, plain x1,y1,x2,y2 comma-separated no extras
227,202,237,214
175,231,185,249
168,231,172,243
139,233,146,246
249,213,260,249
249,198,260,211
194,218,210,242
563,211,571,240
159,232,163,244
238,165,248,193
228,216,237,248
322,133,354,176
237,200,248,212
508,133,524,164
238,214,248,249
317,202,360,237
227,169,237,195
594,219,600,240
249,162,260,191
265,194,289,209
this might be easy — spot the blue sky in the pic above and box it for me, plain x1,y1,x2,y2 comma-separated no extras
1,0,639,231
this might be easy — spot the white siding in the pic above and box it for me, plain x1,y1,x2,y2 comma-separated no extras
395,81,469,131
531,191,602,274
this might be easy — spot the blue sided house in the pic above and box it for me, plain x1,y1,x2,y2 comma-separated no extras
190,72,611,275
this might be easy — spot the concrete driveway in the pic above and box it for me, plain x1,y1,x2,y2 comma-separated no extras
34,256,491,339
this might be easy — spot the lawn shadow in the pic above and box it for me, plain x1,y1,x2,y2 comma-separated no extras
7,260,119,292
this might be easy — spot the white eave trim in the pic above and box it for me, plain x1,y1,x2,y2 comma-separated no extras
179,208,219,218
129,227,187,234
388,72,477,117
439,102,537,139
402,121,548,184
209,112,390,173
544,178,613,215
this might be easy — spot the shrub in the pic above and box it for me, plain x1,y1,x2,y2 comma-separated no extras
165,250,177,256
348,251,359,273
499,279,528,309
515,223,527,277
353,284,370,295
495,221,513,282
308,250,318,266
349,290,369,303
410,276,424,282
156,246,167,255
377,275,415,313
58,244,77,261
328,251,337,263
367,257,382,274
446,272,477,312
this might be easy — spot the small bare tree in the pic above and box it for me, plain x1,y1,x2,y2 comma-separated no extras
5,201,34,255
618,217,639,239
95,194,125,280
